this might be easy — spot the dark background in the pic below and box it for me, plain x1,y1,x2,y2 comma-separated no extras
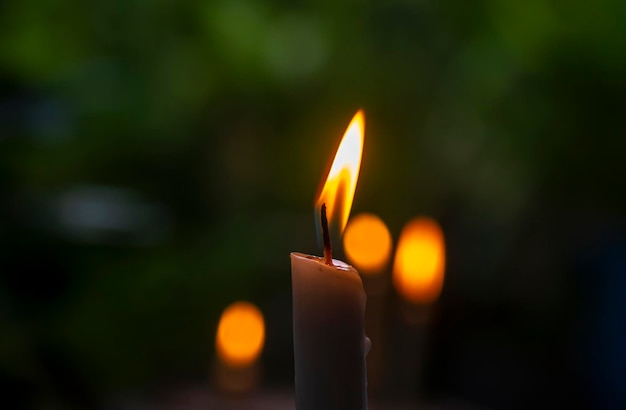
1,0,625,409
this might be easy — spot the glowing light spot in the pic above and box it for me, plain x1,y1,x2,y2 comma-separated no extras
216,301,265,367
393,217,445,304
343,213,392,274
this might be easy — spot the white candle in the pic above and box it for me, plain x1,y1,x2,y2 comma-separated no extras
291,110,368,410
291,252,368,410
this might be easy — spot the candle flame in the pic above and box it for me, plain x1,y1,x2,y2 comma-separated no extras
316,110,365,234
343,213,392,274
393,217,445,304
216,301,265,367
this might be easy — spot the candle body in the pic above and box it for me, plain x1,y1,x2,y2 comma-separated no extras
291,252,368,410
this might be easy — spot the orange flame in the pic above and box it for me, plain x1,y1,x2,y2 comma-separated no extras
343,213,392,274
316,110,365,233
216,301,265,367
393,217,445,304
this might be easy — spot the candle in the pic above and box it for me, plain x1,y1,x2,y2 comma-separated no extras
389,217,445,401
214,301,265,394
291,110,369,410
343,213,393,394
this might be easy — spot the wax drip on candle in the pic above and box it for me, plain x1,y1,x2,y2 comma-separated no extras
320,203,334,266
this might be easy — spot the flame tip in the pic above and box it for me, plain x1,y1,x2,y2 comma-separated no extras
353,109,365,125
316,110,365,233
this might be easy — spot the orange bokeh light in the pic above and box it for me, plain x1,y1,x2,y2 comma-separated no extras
316,110,365,234
216,301,265,367
393,217,445,304
343,213,392,274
